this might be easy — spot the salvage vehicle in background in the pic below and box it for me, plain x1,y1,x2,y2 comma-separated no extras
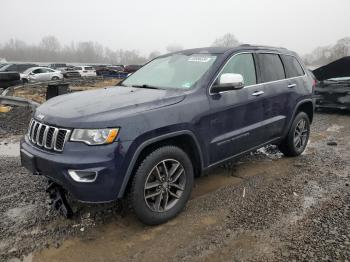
60,67,81,78
313,57,350,110
73,66,97,77
0,71,21,89
49,63,67,70
20,45,314,225
21,67,63,83
0,63,38,73
124,64,142,73
95,65,128,78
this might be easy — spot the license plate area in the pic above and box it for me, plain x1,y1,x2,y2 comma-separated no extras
20,149,37,173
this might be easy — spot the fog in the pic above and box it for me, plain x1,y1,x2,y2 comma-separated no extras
1,0,349,54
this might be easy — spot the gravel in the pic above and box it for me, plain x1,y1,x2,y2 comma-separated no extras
0,106,32,139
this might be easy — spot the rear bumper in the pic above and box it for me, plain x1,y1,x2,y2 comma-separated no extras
20,136,132,203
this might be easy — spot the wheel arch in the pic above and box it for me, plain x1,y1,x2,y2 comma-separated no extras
118,131,204,198
282,99,314,139
296,100,314,123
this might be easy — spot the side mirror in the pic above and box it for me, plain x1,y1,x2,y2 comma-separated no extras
29,72,35,75
211,73,244,93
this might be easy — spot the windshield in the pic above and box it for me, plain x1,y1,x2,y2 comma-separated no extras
122,53,217,89
0,64,10,71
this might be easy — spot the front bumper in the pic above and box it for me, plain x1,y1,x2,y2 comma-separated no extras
20,135,132,203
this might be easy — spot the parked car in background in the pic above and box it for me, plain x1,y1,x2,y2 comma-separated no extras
49,63,67,70
95,66,128,78
21,67,63,83
313,57,350,110
0,63,38,73
21,45,314,225
0,72,21,89
73,66,97,77
60,67,81,78
124,64,142,73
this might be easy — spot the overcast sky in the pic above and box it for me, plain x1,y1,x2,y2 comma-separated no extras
1,0,349,56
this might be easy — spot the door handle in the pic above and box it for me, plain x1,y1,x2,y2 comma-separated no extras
252,91,264,96
288,84,296,88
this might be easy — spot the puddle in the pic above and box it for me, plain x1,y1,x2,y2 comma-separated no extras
6,205,35,221
0,141,20,157
326,124,344,132
23,253,33,262
191,169,241,198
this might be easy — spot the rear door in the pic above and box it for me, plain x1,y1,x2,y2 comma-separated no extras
281,54,307,120
208,52,267,164
255,53,289,141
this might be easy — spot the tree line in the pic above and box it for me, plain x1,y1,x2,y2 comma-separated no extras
0,34,240,65
0,34,349,66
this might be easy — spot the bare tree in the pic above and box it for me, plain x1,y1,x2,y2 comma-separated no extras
148,51,161,60
166,44,184,53
303,37,350,66
0,36,158,64
212,33,240,47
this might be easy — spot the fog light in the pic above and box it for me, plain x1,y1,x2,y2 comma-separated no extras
68,170,98,183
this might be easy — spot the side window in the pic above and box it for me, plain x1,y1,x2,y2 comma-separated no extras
283,55,305,78
32,69,44,74
218,53,257,86
257,54,285,82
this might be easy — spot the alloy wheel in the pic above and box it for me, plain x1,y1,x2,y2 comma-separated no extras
294,119,308,150
144,159,186,212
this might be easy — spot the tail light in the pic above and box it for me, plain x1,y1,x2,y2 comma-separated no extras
312,79,317,89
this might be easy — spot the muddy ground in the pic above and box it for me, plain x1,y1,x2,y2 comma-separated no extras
0,108,349,262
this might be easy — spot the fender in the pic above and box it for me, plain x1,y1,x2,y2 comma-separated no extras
117,130,204,198
282,98,314,138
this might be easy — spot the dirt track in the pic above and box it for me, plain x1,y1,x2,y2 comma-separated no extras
0,109,349,261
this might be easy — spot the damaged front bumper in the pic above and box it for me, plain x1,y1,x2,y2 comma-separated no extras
20,135,132,203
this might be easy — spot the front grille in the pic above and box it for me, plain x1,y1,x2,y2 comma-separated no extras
27,119,71,152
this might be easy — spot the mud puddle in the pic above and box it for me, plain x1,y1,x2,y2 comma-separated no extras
0,141,20,157
0,136,21,157
33,153,294,262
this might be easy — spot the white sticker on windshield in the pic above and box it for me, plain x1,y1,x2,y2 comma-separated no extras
188,56,213,63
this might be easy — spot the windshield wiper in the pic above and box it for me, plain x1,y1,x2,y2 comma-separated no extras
131,84,161,90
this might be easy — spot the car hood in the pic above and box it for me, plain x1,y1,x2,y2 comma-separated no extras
35,86,186,127
313,56,350,81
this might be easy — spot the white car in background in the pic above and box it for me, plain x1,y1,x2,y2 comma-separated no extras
73,66,97,77
21,67,63,83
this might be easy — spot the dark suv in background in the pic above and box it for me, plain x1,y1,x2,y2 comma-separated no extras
20,45,314,225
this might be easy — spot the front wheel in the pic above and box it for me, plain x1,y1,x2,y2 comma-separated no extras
129,146,194,225
278,112,310,156
51,76,59,81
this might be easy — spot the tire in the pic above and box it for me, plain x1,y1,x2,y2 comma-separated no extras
51,76,59,81
278,112,310,157
129,146,194,225
22,78,29,84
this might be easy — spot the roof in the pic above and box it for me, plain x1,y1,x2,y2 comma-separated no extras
175,45,296,56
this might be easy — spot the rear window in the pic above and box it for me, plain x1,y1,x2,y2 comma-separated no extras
257,54,285,82
283,55,305,78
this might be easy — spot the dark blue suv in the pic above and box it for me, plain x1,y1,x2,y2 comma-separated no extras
20,45,314,225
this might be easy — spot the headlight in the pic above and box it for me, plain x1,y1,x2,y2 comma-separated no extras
70,128,119,145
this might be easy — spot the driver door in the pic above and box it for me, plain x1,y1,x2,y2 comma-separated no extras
208,52,266,164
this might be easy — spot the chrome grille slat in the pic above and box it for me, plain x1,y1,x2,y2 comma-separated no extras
27,118,70,152
42,125,49,147
35,124,42,145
